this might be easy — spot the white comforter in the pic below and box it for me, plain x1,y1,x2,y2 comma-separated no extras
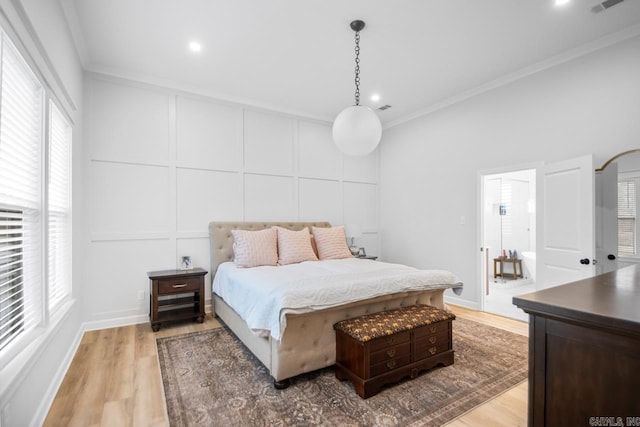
213,258,463,340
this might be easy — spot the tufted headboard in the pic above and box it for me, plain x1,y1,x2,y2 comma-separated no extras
208,221,332,280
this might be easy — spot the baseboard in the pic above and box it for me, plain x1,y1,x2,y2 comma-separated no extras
83,313,149,332
82,299,213,332
31,325,85,427
445,295,480,310
29,298,211,425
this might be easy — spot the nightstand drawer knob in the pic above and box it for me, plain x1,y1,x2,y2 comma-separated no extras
429,346,437,355
429,325,437,333
386,349,396,358
386,360,396,370
429,336,437,344
172,284,188,289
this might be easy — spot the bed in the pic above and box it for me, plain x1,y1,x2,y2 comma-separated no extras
208,221,463,388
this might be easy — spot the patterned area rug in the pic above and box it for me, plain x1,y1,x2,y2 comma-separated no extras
156,317,528,426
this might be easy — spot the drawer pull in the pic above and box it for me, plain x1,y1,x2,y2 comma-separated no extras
386,360,396,370
429,346,437,355
429,325,437,333
172,284,188,289
386,349,396,358
429,336,437,344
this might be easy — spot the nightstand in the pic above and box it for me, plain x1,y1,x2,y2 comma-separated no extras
357,255,378,260
147,267,207,331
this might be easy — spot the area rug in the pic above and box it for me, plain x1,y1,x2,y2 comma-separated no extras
156,318,528,426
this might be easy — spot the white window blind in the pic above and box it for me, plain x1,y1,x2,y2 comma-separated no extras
618,180,636,255
0,33,44,352
47,102,71,310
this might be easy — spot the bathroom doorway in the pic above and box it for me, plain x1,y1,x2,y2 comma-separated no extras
480,168,536,321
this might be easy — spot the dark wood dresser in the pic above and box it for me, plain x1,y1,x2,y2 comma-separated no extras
513,265,640,426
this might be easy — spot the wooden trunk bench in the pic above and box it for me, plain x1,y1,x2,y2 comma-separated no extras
333,304,455,398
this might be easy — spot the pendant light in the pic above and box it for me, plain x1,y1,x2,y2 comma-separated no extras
332,20,382,157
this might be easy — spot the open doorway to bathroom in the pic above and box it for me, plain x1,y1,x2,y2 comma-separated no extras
480,169,536,321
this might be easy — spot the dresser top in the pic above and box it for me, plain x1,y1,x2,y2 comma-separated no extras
513,264,640,335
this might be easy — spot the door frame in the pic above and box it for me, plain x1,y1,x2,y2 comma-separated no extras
477,162,542,313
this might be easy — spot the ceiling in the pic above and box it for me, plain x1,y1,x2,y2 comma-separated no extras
62,0,640,126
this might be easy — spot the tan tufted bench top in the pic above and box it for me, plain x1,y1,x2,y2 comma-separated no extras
333,305,456,342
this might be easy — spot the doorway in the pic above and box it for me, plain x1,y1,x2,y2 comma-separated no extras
480,169,536,321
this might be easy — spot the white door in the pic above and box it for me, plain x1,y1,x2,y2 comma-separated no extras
537,155,595,290
595,162,619,274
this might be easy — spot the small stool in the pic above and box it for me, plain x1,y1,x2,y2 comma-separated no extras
334,305,455,398
493,257,523,280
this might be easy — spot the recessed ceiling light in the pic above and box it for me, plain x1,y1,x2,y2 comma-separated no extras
371,94,381,102
188,41,202,53
555,0,570,6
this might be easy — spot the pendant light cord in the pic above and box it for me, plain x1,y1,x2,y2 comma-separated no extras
354,30,361,106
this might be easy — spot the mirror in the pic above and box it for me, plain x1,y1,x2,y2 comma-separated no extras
595,149,640,274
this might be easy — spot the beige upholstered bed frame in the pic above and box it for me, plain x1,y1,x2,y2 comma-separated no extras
208,221,448,387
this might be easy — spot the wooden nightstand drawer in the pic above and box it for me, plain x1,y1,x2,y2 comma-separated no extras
158,277,202,294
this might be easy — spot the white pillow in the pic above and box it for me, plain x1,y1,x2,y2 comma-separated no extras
274,227,318,265
311,226,354,260
231,228,278,268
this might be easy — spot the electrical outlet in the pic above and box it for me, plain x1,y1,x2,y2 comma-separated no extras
137,290,145,300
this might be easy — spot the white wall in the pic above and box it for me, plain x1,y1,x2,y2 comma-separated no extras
0,0,84,426
83,74,380,327
380,35,640,309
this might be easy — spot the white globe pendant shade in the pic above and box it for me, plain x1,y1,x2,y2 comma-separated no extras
332,105,382,156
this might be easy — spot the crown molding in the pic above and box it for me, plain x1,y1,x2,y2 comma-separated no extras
59,0,90,68
85,66,334,125
385,23,640,130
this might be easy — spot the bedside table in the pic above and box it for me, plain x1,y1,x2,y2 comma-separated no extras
357,255,378,260
147,267,207,331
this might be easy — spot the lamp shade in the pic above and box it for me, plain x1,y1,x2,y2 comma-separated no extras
332,105,382,156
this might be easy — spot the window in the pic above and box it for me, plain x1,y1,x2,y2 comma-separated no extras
48,102,72,311
618,180,637,255
0,29,72,360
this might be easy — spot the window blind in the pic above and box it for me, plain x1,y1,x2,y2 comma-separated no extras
47,102,71,310
0,34,43,352
618,180,636,255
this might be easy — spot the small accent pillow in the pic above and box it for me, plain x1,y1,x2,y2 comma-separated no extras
274,227,318,265
231,228,278,268
311,226,354,260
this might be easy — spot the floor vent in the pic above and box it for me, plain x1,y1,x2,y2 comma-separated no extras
592,0,624,13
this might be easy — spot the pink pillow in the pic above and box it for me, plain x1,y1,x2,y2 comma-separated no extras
274,227,318,265
311,226,354,260
231,228,278,268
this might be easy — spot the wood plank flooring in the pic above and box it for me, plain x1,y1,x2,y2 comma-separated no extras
43,306,528,426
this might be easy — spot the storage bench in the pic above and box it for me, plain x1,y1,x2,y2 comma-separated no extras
333,304,455,398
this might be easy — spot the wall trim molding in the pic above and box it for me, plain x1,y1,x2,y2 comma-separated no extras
82,300,214,332
385,24,640,130
444,295,480,311
85,70,333,125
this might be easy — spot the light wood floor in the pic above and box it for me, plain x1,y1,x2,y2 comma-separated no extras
43,305,529,427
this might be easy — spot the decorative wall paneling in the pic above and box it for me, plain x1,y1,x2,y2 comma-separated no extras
85,74,379,325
